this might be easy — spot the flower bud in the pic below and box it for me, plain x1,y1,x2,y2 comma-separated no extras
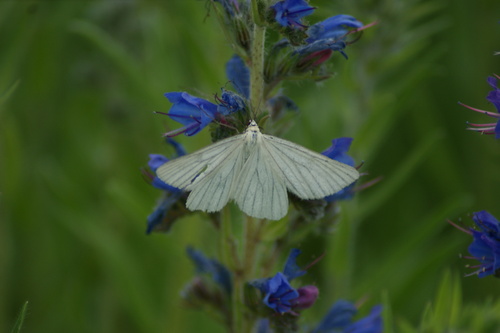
292,285,319,310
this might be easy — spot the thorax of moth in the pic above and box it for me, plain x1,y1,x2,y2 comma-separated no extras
243,120,262,152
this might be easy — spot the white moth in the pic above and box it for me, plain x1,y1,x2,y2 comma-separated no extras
157,120,359,220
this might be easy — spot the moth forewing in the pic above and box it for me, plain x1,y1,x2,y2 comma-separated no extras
156,134,243,190
261,135,359,200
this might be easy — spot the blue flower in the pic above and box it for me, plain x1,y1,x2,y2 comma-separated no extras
282,248,307,280
187,247,232,295
322,138,356,202
313,300,383,333
147,138,185,192
306,15,364,43
461,75,500,139
226,55,250,98
145,139,186,234
163,92,219,137
217,89,246,115
271,0,315,28
146,192,183,234
250,249,319,314
293,14,363,62
260,272,300,314
467,211,500,278
322,138,355,167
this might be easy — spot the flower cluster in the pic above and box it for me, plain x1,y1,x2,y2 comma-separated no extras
142,0,382,331
455,69,500,279
249,249,382,332
143,138,187,234
154,0,371,140
450,211,500,278
468,211,500,278
249,249,317,315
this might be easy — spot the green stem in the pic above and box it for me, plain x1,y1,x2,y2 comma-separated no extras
220,206,232,273
232,269,244,333
244,216,263,279
249,23,266,118
220,207,240,333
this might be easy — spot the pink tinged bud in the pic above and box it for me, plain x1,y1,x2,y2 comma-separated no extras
292,285,319,310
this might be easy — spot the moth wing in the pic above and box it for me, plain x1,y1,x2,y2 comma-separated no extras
262,135,359,199
233,142,288,220
185,143,246,212
156,134,243,190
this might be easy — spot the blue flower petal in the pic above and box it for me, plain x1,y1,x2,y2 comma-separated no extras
166,137,187,157
283,248,306,281
146,191,183,234
187,247,233,295
322,137,355,167
164,92,218,136
148,154,169,171
271,0,315,28
307,15,363,43
467,211,500,277
472,210,500,239
487,76,500,112
345,305,383,333
314,300,358,332
261,272,299,314
322,138,357,202
226,55,250,98
217,89,246,115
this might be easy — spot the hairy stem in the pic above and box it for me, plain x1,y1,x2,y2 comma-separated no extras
249,23,266,118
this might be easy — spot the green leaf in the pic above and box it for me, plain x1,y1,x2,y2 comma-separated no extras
10,301,28,333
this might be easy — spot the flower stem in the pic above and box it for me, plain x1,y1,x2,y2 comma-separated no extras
220,207,240,333
249,23,266,118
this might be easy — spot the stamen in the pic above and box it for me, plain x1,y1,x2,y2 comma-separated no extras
447,219,472,235
301,252,325,271
459,102,500,118
466,122,497,127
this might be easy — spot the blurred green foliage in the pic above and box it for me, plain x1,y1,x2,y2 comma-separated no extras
1,0,499,332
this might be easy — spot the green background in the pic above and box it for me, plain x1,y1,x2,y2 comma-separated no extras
1,0,500,332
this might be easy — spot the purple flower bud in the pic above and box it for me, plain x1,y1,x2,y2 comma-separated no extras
250,249,323,314
292,285,319,310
